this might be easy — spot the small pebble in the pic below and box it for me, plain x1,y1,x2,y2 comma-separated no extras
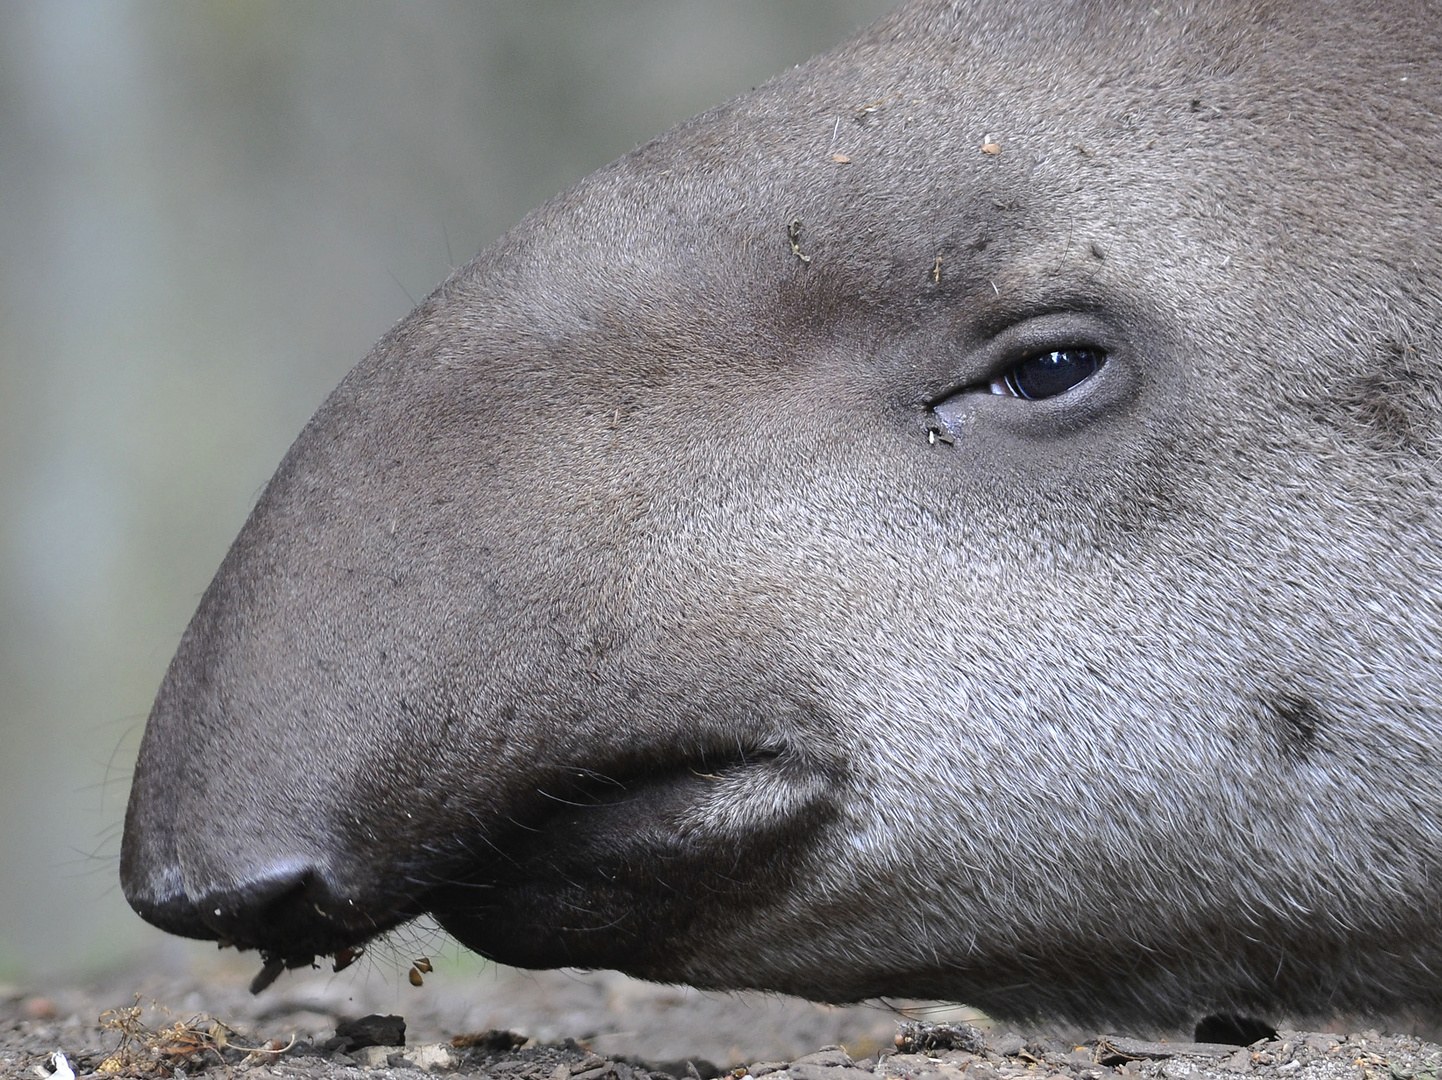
22,998,56,1021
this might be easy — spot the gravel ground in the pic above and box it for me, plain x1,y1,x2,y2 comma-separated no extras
0,947,924,1079
5,952,1439,1080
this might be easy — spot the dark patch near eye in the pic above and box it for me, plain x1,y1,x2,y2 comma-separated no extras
1302,338,1442,455
1261,694,1324,761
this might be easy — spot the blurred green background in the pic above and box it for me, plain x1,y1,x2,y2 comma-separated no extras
0,0,898,983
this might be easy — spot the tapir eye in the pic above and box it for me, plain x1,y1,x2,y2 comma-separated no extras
990,347,1105,399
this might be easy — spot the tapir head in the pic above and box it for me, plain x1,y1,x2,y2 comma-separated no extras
123,0,1442,1030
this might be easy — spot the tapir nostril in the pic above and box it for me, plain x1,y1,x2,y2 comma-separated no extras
127,858,378,966
198,863,316,936
190,861,370,960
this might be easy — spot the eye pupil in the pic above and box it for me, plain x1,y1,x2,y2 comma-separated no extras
1005,348,1103,399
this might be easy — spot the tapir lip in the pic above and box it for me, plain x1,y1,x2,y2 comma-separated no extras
124,740,838,991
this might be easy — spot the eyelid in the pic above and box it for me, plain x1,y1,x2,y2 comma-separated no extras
926,318,1125,445
924,313,1114,404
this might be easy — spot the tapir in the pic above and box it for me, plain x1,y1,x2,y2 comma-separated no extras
121,0,1442,1033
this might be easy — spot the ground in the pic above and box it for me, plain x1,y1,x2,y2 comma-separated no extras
4,949,1440,1080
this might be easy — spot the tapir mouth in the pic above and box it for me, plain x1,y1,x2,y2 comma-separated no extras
124,741,840,993
424,744,840,976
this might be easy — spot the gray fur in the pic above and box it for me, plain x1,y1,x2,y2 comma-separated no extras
121,0,1442,1031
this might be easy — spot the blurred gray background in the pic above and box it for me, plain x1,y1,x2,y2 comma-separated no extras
0,0,899,984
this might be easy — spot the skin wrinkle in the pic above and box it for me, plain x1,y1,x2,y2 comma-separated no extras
120,0,1442,1034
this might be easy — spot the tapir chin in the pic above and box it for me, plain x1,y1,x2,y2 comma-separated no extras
121,0,1442,1033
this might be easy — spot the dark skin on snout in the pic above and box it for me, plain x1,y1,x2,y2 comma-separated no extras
122,0,1442,1033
